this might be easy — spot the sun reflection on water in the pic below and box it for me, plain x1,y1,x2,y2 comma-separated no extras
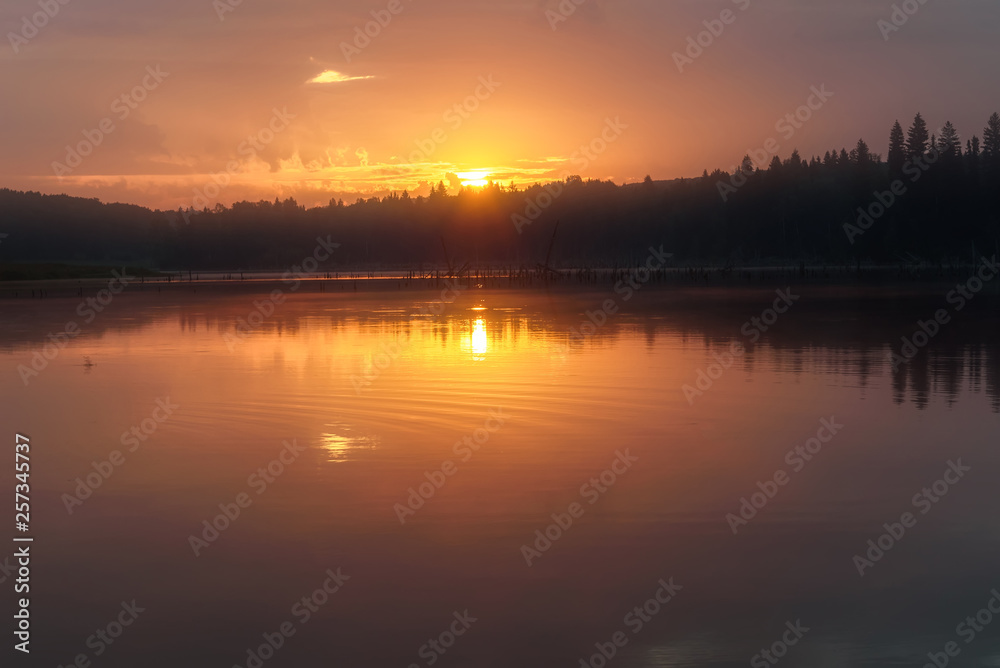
320,425,379,462
471,318,488,359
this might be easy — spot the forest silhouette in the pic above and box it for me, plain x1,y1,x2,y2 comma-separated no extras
2,113,999,271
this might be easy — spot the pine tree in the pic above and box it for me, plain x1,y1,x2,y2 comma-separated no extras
888,120,906,173
967,135,980,157
983,113,1000,162
854,138,872,166
967,135,981,180
940,122,960,158
906,113,930,158
788,149,802,169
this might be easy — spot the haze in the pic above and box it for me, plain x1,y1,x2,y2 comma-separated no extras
2,0,998,210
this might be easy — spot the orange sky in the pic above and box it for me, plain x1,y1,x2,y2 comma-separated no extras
2,0,999,210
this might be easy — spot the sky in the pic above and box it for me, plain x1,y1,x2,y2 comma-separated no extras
2,0,999,211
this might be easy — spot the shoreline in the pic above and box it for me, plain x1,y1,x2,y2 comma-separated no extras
1,261,996,299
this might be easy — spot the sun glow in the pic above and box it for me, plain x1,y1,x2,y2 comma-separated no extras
471,318,488,358
457,170,491,188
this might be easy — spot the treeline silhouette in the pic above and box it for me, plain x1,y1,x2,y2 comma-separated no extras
2,113,998,271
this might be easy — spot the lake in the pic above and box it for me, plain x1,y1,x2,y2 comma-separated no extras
2,280,999,667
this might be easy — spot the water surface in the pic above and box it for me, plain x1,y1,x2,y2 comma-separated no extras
2,284,999,667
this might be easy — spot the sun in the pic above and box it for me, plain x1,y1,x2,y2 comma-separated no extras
456,170,491,188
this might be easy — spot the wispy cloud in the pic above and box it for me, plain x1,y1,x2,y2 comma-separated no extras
306,70,377,85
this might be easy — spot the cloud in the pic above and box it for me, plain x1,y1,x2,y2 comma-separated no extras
306,70,377,85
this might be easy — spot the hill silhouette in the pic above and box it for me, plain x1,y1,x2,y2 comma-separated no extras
2,114,998,272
